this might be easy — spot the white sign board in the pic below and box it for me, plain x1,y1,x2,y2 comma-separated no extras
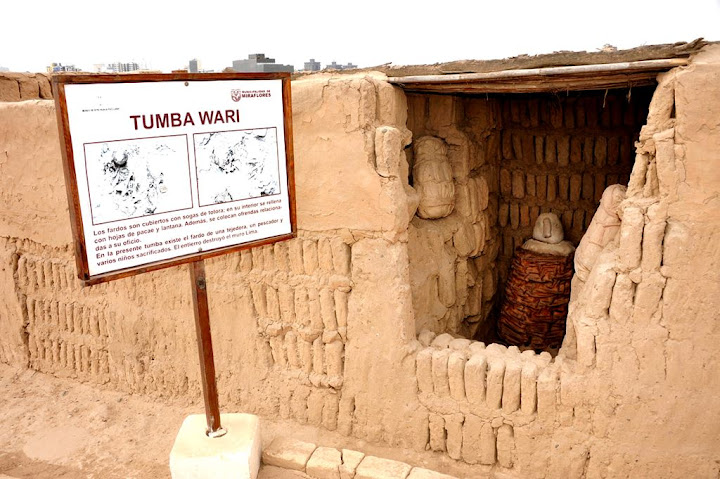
54,74,296,283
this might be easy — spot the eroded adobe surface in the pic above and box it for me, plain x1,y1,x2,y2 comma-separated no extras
405,87,653,341
1,45,719,478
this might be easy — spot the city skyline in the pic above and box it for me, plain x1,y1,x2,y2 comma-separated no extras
1,0,719,73
37,56,362,75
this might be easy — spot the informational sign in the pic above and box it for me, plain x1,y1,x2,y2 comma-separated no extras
53,73,296,283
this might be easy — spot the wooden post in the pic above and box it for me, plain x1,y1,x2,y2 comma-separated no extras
190,259,226,437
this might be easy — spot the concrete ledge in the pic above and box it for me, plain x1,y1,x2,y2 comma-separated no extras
260,437,458,479
169,413,261,479
407,468,458,479
355,456,413,479
340,449,365,479
306,447,342,479
262,437,317,471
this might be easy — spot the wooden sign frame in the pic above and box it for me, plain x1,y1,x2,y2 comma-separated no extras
52,72,297,286
53,72,297,436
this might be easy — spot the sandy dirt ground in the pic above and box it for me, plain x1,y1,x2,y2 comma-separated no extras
0,364,474,479
0,363,313,479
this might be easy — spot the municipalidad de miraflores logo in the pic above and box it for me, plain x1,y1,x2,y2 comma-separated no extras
231,89,272,102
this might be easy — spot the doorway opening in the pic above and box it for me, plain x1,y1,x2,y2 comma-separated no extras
405,86,654,351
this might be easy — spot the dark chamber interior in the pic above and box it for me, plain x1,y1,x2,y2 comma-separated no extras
406,86,655,350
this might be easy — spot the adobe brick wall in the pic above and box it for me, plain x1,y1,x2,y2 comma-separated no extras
1,48,720,477
0,73,52,102
405,88,651,340
494,89,652,287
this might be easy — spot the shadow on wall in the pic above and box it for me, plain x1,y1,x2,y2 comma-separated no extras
405,87,654,352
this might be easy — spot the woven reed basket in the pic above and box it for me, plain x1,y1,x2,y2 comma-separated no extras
497,247,574,350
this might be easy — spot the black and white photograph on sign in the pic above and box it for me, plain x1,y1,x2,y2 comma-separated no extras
194,127,280,207
84,135,193,225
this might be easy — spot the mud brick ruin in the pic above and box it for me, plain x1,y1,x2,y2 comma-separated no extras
1,40,719,477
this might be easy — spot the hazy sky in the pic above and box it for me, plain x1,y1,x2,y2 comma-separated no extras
2,0,719,72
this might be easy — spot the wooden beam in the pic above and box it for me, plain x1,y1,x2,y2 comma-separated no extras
398,74,659,94
389,58,687,94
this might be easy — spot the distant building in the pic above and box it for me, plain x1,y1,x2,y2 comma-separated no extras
107,62,140,73
325,61,358,71
188,59,201,73
303,59,321,71
232,53,294,73
46,63,81,73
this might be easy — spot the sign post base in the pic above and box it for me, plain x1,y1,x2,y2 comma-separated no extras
169,413,262,479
